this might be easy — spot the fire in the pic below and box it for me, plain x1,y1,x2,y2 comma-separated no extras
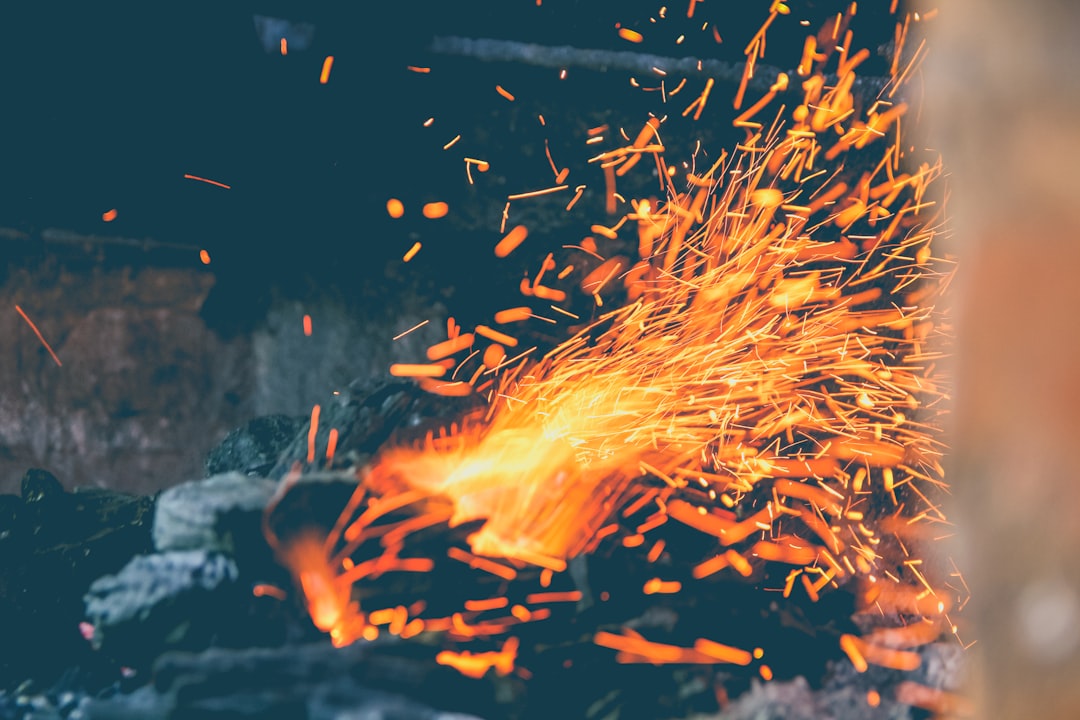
271,0,959,686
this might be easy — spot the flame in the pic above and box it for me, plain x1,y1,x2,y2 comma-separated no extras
365,136,946,574
273,0,961,680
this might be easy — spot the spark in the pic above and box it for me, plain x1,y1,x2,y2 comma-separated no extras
14,305,61,367
183,173,230,189
271,1,955,684
494,225,529,258
507,184,568,201
393,319,429,341
422,201,449,219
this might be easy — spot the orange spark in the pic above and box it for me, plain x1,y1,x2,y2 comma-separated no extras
427,333,475,361
306,404,320,464
319,55,334,84
275,4,954,674
475,325,518,348
507,185,568,201
14,305,61,367
495,225,529,258
252,583,287,600
183,173,230,189
422,201,449,219
436,637,519,678
393,319,429,341
389,363,447,378
494,307,531,324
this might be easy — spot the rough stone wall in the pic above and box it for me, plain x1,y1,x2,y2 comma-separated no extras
926,2,1080,717
1,260,446,495
1,264,251,494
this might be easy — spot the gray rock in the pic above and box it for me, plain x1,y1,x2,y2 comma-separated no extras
153,473,276,553
205,414,304,478
83,550,239,663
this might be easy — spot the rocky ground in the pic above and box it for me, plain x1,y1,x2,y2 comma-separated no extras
0,380,964,720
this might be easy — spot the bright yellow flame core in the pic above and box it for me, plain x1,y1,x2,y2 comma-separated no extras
275,2,956,661
367,144,945,570
370,371,658,565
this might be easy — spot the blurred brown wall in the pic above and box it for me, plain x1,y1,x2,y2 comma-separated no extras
926,2,1080,717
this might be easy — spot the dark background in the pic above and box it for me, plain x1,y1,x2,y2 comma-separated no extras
0,1,899,494
0,1,895,327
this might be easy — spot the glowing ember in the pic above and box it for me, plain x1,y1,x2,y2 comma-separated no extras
270,0,957,687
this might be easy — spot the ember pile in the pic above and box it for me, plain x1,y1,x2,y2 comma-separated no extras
0,1,968,718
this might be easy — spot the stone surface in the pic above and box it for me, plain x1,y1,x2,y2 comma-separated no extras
204,415,304,478
83,551,240,666
0,264,251,496
153,473,277,553
0,470,153,690
0,259,451,498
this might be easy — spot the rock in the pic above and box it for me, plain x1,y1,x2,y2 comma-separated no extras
70,641,491,720
83,551,240,666
204,415,304,478
21,468,64,505
0,475,152,691
0,494,20,543
153,473,277,554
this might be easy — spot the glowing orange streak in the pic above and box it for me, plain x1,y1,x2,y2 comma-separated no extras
289,12,951,657
507,184,568,201
183,173,231,189
750,539,819,565
475,325,518,348
495,225,529,257
596,631,741,665
14,305,62,366
306,405,320,463
437,636,519,678
772,478,842,515
252,583,287,600
325,428,338,466
389,363,447,378
427,333,475,361
524,590,582,604
494,307,531,324
692,638,753,665
338,490,427,550
464,597,510,612
643,578,681,594
447,547,518,581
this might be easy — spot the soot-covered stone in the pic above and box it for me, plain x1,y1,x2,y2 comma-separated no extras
204,415,304,478
153,473,277,554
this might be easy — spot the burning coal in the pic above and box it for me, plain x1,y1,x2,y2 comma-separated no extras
269,0,962,704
